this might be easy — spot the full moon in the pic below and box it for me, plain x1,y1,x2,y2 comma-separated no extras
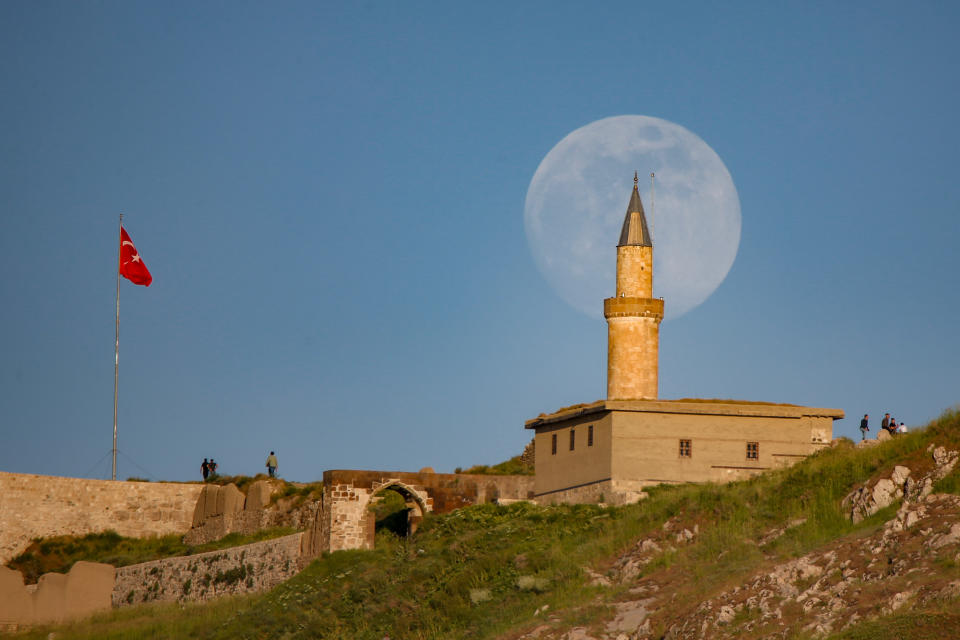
524,115,741,320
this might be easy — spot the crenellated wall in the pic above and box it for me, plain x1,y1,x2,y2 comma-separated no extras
0,472,203,564
0,562,114,631
0,535,304,631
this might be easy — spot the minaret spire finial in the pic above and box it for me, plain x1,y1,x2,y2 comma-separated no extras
619,172,652,247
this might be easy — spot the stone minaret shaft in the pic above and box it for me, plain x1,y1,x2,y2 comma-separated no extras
604,174,664,400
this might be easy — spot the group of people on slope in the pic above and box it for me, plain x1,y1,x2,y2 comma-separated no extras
200,457,219,480
199,451,279,480
859,412,907,441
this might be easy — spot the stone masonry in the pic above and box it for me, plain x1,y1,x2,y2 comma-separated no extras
0,561,114,631
0,467,535,628
112,533,304,608
604,179,663,401
301,470,535,556
184,480,320,546
0,471,203,564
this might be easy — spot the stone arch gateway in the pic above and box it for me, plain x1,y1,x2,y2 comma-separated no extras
369,479,430,538
300,469,535,559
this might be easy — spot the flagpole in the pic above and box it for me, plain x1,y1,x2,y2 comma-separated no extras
113,214,122,481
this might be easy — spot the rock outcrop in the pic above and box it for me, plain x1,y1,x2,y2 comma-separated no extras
843,445,959,523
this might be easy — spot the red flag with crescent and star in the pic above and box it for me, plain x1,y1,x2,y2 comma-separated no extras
119,226,152,286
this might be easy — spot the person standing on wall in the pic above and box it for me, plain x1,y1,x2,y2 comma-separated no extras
860,414,869,441
266,451,279,478
201,458,209,481
882,413,891,432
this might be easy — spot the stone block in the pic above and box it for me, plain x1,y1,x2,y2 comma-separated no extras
245,481,272,512
64,562,114,620
32,571,68,624
0,566,32,626
216,484,244,517
191,485,216,526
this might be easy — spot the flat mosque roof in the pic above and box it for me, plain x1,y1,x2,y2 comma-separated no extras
524,398,845,429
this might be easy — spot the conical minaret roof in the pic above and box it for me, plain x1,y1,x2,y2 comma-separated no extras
617,172,652,247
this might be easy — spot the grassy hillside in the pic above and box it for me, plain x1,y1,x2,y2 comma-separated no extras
15,408,960,640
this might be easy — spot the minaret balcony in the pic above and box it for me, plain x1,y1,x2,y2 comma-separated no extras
603,296,664,319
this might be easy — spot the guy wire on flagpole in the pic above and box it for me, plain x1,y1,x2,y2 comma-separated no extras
113,214,122,481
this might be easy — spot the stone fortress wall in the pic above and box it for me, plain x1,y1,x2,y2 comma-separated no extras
112,532,304,609
0,561,114,631
0,468,534,630
0,471,204,565
0,474,304,631
0,534,305,631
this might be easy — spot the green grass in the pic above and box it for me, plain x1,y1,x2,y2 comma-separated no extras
204,474,324,505
820,609,960,640
934,467,960,494
15,406,960,640
7,527,297,584
16,502,650,640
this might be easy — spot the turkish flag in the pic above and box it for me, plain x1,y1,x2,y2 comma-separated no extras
119,226,152,286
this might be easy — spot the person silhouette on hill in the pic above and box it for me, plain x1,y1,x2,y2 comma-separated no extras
208,459,218,478
266,451,279,478
859,414,869,441
201,458,209,481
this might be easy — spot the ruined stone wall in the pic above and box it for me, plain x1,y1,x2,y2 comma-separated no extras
324,481,382,553
322,470,535,513
0,561,114,631
520,438,536,468
314,470,535,554
112,533,303,608
0,472,204,564
184,481,319,546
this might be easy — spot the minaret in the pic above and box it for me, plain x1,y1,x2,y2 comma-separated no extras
604,173,665,400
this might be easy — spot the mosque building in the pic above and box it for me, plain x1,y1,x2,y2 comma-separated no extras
525,174,843,505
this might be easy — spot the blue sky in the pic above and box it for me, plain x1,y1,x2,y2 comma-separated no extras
1,2,958,482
